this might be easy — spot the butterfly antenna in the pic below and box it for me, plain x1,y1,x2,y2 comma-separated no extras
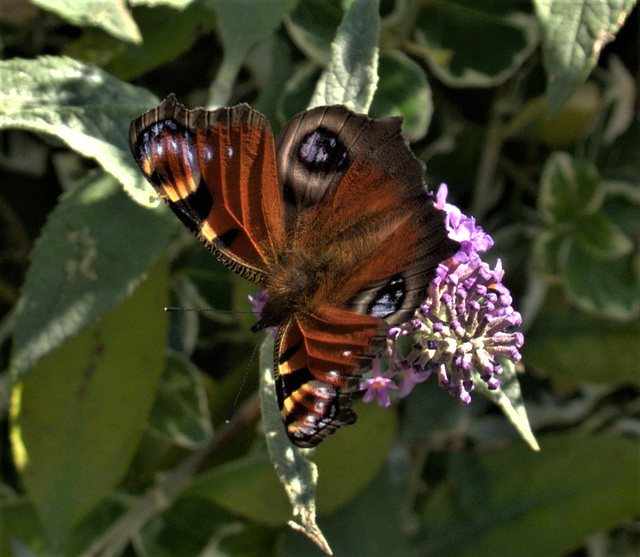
226,339,261,423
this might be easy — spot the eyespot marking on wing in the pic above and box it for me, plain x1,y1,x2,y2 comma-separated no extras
298,127,349,172
367,275,406,318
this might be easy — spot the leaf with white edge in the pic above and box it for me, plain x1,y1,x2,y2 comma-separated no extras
601,56,636,145
414,0,539,88
598,119,640,183
259,336,332,555
281,471,413,557
147,353,213,449
9,173,174,381
575,212,633,260
309,0,380,112
473,361,539,451
561,237,640,320
206,0,298,107
538,152,604,223
31,0,142,44
10,257,168,550
370,49,432,142
533,0,636,114
246,35,296,123
0,56,159,205
532,229,565,278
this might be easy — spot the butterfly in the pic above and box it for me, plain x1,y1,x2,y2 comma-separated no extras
129,95,459,447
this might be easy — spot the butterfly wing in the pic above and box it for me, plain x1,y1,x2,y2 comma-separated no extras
275,307,380,447
273,106,460,446
129,95,285,283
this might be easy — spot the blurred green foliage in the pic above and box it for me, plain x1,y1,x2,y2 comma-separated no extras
0,0,639,555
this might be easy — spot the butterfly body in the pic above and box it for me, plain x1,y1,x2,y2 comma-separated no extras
130,96,459,447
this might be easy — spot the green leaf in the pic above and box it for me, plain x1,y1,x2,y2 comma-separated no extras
206,0,299,107
401,376,474,443
538,152,604,223
602,181,640,238
31,0,142,44
574,212,633,259
138,497,270,556
258,335,331,555
66,2,217,82
10,257,168,549
182,452,291,525
9,173,174,381
278,62,323,123
0,56,159,204
600,56,636,145
414,0,539,87
532,229,565,279
147,353,213,449
58,496,129,556
523,293,640,386
282,470,415,557
213,521,278,557
503,83,600,147
285,0,344,64
598,118,640,183
472,360,539,451
421,434,640,556
130,0,196,6
314,399,398,514
533,0,636,114
370,50,432,142
309,0,381,112
561,237,640,320
0,497,47,556
246,36,296,124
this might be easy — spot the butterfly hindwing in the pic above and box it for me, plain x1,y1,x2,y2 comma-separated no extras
275,306,381,447
130,95,285,284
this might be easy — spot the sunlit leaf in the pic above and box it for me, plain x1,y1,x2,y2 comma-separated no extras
310,0,380,112
0,56,159,204
533,0,636,113
9,173,173,381
31,0,141,44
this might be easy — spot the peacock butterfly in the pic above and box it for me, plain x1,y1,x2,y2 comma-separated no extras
129,95,460,447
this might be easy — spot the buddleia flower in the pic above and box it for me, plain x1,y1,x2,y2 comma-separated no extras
361,184,524,406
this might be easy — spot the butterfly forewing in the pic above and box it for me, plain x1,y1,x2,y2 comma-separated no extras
130,95,285,284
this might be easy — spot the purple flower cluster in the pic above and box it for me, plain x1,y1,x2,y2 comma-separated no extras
360,184,524,406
